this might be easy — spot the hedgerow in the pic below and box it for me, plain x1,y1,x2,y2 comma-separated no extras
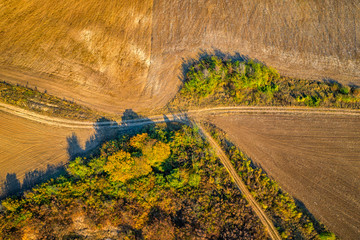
171,56,360,109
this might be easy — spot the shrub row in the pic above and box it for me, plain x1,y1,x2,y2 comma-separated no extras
171,56,360,109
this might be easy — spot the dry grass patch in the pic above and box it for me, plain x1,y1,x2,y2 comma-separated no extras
0,81,100,120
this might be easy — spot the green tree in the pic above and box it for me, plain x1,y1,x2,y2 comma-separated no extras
67,157,91,179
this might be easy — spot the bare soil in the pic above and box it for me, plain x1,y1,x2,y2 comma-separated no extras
0,111,94,196
147,0,360,107
1,0,359,113
208,113,360,239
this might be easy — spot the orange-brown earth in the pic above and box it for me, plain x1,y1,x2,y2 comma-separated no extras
208,113,360,240
148,0,360,107
0,0,153,113
0,111,95,197
1,0,359,112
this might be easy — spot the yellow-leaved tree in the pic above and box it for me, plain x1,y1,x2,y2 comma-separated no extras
103,150,152,182
143,141,171,167
104,133,171,182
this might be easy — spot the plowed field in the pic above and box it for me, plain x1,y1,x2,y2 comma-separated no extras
0,112,94,196
209,113,360,239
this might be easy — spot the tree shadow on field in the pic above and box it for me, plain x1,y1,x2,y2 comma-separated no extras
66,109,159,161
0,109,157,200
21,164,66,191
67,117,120,161
294,198,328,235
1,173,21,198
0,164,65,200
323,77,360,89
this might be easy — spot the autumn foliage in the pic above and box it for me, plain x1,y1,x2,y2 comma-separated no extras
0,124,267,239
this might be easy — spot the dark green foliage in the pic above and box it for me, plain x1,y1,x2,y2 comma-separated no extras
172,56,360,109
0,124,267,239
296,95,321,107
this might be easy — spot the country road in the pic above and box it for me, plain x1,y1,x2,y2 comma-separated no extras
1,102,359,129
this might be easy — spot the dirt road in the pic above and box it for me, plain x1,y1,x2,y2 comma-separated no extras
1,102,283,239
1,102,359,128
195,121,282,240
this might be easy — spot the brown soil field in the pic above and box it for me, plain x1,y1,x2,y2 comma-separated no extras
0,0,153,113
208,113,360,239
0,111,95,197
136,0,360,107
1,0,359,112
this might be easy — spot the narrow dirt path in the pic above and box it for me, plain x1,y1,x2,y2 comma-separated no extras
195,121,282,240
